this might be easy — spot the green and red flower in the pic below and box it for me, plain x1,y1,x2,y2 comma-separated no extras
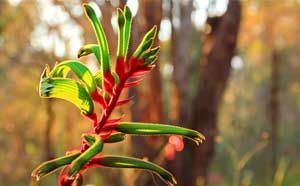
32,3,205,186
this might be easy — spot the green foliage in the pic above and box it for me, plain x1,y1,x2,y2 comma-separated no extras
50,60,96,93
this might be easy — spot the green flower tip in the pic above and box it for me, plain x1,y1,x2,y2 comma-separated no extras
145,26,157,41
77,45,92,58
104,133,126,143
82,133,97,145
31,152,80,181
41,64,50,79
124,5,132,20
83,3,95,18
117,8,125,27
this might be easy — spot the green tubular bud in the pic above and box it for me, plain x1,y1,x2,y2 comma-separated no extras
124,6,132,19
69,134,104,177
104,133,125,143
117,8,125,58
124,6,132,59
39,77,94,115
97,156,177,186
115,122,205,146
31,151,81,181
133,26,157,58
50,60,97,93
141,46,160,61
141,39,153,53
145,56,158,65
144,26,157,41
133,39,153,59
83,3,111,73
77,44,101,64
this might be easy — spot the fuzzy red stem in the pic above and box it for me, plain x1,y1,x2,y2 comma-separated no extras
94,72,131,133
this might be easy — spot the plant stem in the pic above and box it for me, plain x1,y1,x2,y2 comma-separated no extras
94,72,131,133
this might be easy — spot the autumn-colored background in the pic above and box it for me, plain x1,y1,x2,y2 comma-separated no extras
0,0,299,186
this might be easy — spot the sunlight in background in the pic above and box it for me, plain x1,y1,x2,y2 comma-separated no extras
30,0,84,58
192,0,228,30
28,0,228,58
126,0,139,16
89,1,102,18
111,12,118,34
7,0,22,6
159,0,228,41
231,56,244,70
159,19,172,41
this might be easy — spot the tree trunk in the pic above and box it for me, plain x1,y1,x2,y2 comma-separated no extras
167,0,194,184
134,0,163,123
129,0,163,154
263,2,280,176
44,99,55,160
269,49,280,173
189,1,241,186
127,1,163,185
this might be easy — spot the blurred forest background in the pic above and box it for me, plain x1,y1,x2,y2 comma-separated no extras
0,0,300,186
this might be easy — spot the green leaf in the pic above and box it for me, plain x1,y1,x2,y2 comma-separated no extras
69,134,104,177
124,6,132,59
50,60,96,93
96,156,177,186
83,3,111,73
77,44,101,64
104,133,125,143
117,8,125,58
39,77,94,115
31,151,80,181
115,122,205,145
133,26,157,58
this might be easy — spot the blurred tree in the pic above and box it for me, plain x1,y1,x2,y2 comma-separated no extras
263,1,280,174
167,0,195,185
188,1,241,186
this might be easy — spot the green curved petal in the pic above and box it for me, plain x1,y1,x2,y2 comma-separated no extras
39,77,94,115
50,60,96,93
31,151,80,181
124,6,132,59
133,26,157,58
117,8,125,58
77,44,101,64
96,156,177,186
83,3,111,73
